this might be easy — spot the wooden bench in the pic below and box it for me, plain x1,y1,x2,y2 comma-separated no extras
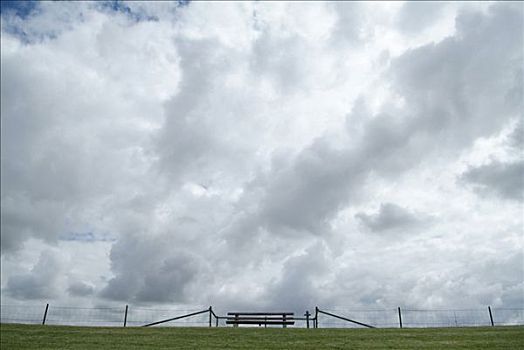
226,312,295,328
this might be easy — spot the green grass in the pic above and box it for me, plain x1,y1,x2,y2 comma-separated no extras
1,323,523,349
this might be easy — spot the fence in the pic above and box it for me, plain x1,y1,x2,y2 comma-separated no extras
1,304,523,329
0,304,210,327
314,307,524,328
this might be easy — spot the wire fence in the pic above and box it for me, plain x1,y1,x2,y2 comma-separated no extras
490,308,524,326
0,304,210,327
1,304,523,328
0,304,45,325
45,306,124,327
126,307,209,327
315,307,524,329
317,308,399,328
402,308,491,328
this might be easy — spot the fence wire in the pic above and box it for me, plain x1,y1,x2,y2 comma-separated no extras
401,309,490,328
491,308,524,326
127,307,208,327
45,306,125,327
318,308,399,328
317,307,524,328
1,304,523,328
1,304,209,327
0,304,44,325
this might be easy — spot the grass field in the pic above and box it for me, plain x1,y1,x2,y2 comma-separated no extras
1,323,523,349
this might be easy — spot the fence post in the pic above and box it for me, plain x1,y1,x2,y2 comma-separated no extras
488,306,494,327
305,310,310,329
42,303,49,325
315,306,319,328
398,307,403,329
208,306,212,327
124,305,129,327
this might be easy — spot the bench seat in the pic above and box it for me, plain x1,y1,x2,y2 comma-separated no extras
226,312,295,327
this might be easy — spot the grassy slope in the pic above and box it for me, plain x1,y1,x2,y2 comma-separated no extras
1,324,523,350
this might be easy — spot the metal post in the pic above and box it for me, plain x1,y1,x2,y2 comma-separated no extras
488,306,494,327
42,303,49,325
209,306,212,327
398,307,403,329
315,307,319,328
305,310,310,329
216,315,219,327
283,314,287,328
124,305,129,327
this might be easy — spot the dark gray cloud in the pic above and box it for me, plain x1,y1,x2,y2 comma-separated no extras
224,112,424,246
100,233,204,303
356,203,429,234
250,31,308,93
155,36,269,189
226,2,523,246
155,39,221,181
5,250,62,300
256,140,360,234
461,161,524,201
328,2,366,46
0,4,175,254
396,2,447,34
264,243,330,312
507,121,523,151
68,281,95,297
390,3,523,148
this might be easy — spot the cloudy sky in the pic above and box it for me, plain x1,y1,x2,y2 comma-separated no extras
1,1,523,314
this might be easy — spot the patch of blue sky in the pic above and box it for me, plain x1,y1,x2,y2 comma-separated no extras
1,1,41,44
0,0,39,19
95,0,191,22
1,1,57,44
1,22,59,45
1,1,190,44
60,231,116,243
95,1,159,22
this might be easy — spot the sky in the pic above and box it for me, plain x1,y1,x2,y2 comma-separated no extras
1,1,523,315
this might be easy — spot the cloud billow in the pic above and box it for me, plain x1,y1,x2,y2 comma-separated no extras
1,2,523,314
461,161,524,202
356,203,429,234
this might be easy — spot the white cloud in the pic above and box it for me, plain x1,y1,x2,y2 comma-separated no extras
1,1,522,316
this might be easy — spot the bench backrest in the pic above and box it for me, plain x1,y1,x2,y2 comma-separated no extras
226,312,295,326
